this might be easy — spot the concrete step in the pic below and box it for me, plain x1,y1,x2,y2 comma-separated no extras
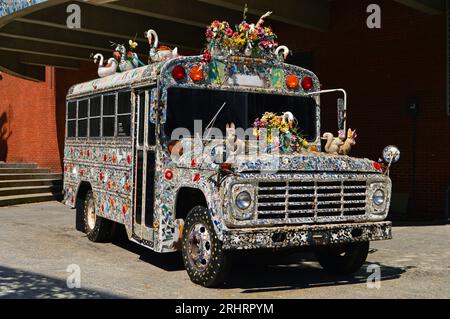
0,173,62,181
0,179,63,188
0,168,51,174
0,185,62,197
0,163,38,169
0,192,63,207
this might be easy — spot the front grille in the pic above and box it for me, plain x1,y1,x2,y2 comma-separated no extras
256,179,367,222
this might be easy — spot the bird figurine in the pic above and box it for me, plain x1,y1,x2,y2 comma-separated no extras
145,29,179,63
275,45,290,61
282,111,295,129
93,53,118,78
112,43,135,72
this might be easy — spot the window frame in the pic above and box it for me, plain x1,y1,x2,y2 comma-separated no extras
77,98,89,138
117,91,132,137
66,100,77,138
66,90,134,140
102,92,117,138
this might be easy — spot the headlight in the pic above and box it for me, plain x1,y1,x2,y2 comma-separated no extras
235,191,252,210
372,189,385,206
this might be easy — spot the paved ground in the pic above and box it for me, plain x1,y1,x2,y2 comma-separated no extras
0,202,449,299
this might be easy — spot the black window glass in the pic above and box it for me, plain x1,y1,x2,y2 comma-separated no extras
68,102,77,119
78,119,88,137
138,92,145,145
145,152,156,227
148,123,155,146
67,120,76,137
90,118,100,137
117,115,131,137
166,88,318,141
118,91,131,114
78,100,88,118
90,97,101,117
103,117,115,137
103,94,116,116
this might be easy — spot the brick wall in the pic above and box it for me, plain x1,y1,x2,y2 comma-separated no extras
0,0,447,219
54,62,98,172
0,67,61,172
275,0,449,219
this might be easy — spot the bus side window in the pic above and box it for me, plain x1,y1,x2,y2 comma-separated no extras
148,90,156,146
89,96,101,137
137,90,155,145
67,101,77,137
103,94,116,137
117,91,131,137
138,92,145,145
78,99,88,138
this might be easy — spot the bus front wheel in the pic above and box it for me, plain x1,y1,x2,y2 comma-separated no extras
181,206,231,288
83,190,113,243
315,241,370,275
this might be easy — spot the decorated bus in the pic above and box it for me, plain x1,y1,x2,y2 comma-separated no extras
63,11,400,287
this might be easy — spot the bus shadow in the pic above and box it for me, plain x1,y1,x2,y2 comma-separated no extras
111,228,408,292
111,228,184,272
223,252,408,293
0,265,121,299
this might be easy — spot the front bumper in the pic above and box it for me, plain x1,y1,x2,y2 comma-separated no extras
222,221,392,251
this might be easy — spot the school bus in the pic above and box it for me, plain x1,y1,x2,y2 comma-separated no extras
63,45,399,287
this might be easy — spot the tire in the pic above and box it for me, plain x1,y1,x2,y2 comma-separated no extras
83,190,113,243
315,241,369,275
181,206,231,288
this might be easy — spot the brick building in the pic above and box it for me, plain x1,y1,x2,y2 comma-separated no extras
0,0,448,220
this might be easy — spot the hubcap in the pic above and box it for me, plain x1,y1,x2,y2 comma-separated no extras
187,223,212,271
87,199,96,230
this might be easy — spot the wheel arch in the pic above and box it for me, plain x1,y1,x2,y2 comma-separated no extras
74,181,93,232
174,187,208,221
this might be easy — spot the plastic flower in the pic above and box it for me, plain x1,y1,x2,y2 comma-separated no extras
129,40,138,50
253,112,308,153
225,27,233,37
202,49,212,63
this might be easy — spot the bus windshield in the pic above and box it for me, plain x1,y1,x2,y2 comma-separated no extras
165,87,318,141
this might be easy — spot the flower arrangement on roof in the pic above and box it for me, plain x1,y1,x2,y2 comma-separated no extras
253,112,309,154
204,5,279,60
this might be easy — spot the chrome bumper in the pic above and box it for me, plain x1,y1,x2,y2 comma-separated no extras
222,221,392,250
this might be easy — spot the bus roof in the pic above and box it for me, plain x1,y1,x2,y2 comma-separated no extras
67,55,320,100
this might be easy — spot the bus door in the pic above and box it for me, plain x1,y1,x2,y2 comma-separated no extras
133,89,157,245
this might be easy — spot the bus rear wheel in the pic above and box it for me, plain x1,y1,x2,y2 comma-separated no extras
181,206,231,288
83,190,113,243
315,241,370,275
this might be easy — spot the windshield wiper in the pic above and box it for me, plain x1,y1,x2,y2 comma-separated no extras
203,102,227,140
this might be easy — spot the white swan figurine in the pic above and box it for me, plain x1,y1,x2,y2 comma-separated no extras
112,44,135,72
282,111,295,128
275,45,290,61
93,53,118,78
145,29,178,63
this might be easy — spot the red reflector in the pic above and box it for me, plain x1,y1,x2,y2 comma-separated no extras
373,162,381,171
301,76,313,91
172,65,186,80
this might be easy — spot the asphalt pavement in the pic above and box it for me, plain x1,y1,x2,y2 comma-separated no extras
0,202,449,299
